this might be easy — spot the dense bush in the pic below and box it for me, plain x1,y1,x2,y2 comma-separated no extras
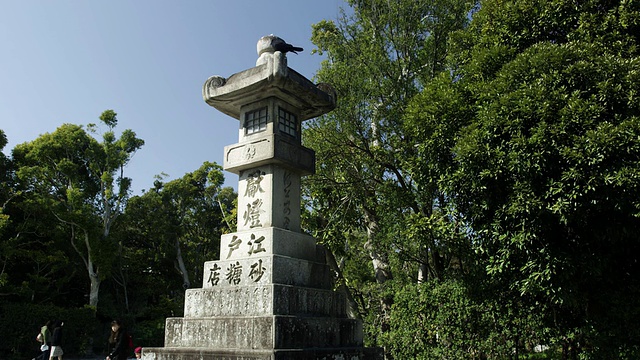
382,280,553,359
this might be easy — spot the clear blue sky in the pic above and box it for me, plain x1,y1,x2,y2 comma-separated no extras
0,0,346,193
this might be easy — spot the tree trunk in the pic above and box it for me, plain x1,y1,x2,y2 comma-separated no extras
431,248,444,281
88,270,101,307
73,227,101,307
363,208,393,338
86,243,101,307
363,214,394,360
364,238,393,283
417,261,429,283
175,239,191,289
324,245,361,319
363,209,392,284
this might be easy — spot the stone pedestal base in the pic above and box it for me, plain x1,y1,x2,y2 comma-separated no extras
142,347,383,360
141,244,383,360
163,315,363,349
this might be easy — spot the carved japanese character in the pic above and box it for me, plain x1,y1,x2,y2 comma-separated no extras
227,235,242,259
245,170,265,198
248,233,267,255
207,263,222,286
226,261,243,285
243,198,264,228
249,259,266,282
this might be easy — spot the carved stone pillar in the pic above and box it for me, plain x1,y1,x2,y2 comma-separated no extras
142,35,382,360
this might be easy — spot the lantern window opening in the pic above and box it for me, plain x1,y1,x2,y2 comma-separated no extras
245,107,268,135
278,106,298,138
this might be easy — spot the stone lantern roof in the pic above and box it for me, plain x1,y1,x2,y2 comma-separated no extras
203,35,336,121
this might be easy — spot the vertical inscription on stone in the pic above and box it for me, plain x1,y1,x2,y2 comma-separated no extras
283,170,292,230
243,170,265,228
207,229,272,288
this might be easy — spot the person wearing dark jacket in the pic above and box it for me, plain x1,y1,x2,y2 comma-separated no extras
49,320,64,360
106,319,128,360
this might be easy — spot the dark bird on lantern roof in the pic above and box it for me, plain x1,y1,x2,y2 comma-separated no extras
273,41,304,54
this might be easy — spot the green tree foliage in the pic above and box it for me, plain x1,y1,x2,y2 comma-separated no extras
2,118,236,357
307,0,640,358
11,110,144,307
403,0,640,357
112,162,235,347
123,161,234,293
0,130,11,204
305,0,474,350
1,127,97,307
385,280,540,359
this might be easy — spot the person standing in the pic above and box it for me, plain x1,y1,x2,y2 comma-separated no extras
49,320,64,360
106,319,128,360
36,320,53,360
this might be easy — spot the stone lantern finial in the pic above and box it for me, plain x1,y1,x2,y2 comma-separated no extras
256,35,303,66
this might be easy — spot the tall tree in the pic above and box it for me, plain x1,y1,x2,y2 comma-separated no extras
428,0,640,356
12,110,144,307
123,162,235,295
1,129,85,305
305,0,473,346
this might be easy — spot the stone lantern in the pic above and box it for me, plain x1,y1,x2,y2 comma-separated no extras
142,35,381,360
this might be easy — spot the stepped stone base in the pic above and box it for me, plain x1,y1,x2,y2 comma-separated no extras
165,316,363,349
142,347,384,360
185,285,347,317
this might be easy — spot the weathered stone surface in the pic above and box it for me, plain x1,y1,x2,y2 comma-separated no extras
202,51,335,122
202,254,333,290
164,316,363,349
235,164,305,232
142,347,383,360
224,134,315,175
184,286,272,318
164,317,272,349
273,316,363,348
184,285,347,318
219,228,317,262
